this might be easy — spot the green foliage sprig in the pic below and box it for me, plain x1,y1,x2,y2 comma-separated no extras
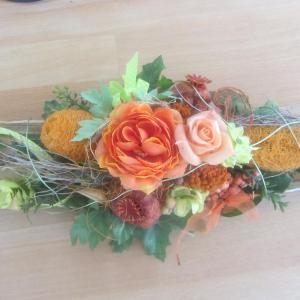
70,207,188,261
43,86,90,119
257,171,292,212
72,53,175,142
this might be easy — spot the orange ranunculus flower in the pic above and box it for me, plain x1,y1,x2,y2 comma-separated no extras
95,102,187,194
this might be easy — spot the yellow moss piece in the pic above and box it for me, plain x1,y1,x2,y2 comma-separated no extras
245,126,300,172
41,109,93,162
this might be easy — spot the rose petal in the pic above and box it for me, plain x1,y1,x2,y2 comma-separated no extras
200,132,234,165
175,124,201,166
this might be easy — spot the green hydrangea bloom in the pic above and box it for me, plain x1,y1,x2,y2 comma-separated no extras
163,186,208,217
223,123,253,168
0,180,33,210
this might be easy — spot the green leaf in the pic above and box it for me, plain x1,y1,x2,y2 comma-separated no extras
87,210,110,249
158,90,174,100
81,89,102,104
123,52,139,95
110,237,134,252
43,86,90,119
112,93,122,107
157,75,173,92
111,217,135,243
42,100,69,119
135,79,150,100
142,223,172,261
0,127,52,161
52,86,78,103
265,172,292,194
70,210,111,249
139,55,165,90
109,81,131,106
70,213,90,245
109,216,136,252
255,100,280,117
159,214,188,229
82,86,113,118
270,193,288,212
72,119,105,142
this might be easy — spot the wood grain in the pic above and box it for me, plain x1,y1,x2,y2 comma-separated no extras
0,1,300,299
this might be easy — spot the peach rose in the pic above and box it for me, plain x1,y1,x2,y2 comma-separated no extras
175,110,234,165
95,102,187,194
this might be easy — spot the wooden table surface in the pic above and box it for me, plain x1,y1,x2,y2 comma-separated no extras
0,1,300,299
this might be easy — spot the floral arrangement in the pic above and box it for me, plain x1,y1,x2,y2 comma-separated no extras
1,53,300,262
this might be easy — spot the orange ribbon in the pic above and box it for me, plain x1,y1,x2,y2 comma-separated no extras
176,189,258,265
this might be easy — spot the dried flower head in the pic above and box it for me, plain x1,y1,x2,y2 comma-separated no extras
184,164,231,192
173,102,192,119
186,74,212,89
112,191,161,229
186,74,212,102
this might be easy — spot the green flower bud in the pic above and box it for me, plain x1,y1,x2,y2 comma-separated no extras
163,186,208,217
0,180,33,210
223,123,253,168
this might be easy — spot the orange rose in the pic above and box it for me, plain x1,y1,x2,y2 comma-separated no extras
95,102,187,194
175,110,234,165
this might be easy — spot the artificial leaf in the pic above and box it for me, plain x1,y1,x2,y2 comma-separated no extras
43,87,90,119
72,119,105,142
265,172,292,194
135,78,150,100
83,86,113,118
110,237,134,252
87,210,110,249
52,86,79,104
111,216,136,244
109,81,130,106
123,52,139,94
159,214,188,229
112,93,122,108
110,216,136,252
142,223,172,261
158,90,174,100
70,209,112,249
81,89,102,104
138,55,165,90
255,100,280,117
157,75,173,92
70,213,90,245
270,193,288,212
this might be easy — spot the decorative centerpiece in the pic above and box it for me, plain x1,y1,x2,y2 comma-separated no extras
1,53,299,262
